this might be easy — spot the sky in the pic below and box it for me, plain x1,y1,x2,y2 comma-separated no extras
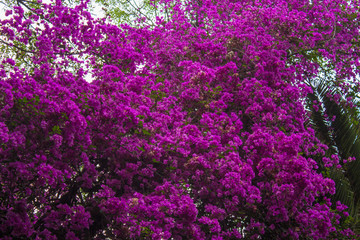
0,0,106,82
0,0,105,20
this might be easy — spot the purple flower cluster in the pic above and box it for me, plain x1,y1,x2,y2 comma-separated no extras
0,0,359,239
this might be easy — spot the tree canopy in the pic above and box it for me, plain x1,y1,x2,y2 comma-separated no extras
1,0,360,239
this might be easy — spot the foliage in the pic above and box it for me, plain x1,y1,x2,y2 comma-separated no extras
1,0,360,239
306,73,360,234
94,0,168,26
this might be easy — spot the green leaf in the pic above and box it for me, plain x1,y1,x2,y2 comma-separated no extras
167,166,176,171
142,128,151,136
137,146,145,152
51,125,61,134
152,159,160,163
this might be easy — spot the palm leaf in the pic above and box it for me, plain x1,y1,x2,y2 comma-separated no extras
306,81,360,225
305,81,360,233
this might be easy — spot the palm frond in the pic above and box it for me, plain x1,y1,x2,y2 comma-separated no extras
306,81,360,224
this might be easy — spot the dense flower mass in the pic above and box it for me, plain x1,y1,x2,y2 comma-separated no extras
1,0,360,239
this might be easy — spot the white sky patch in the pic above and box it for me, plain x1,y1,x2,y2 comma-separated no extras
0,2,11,20
89,1,106,19
0,0,106,83
0,0,105,20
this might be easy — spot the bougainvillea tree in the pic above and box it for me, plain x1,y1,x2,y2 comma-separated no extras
1,0,360,239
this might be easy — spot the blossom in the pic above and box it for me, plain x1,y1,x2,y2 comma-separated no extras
0,0,358,238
